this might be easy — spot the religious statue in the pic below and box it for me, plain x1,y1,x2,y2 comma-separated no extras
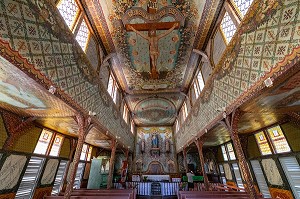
128,23,178,79
151,133,159,148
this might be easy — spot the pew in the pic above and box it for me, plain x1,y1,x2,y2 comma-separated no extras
178,191,269,199
45,196,129,199
178,191,248,199
47,188,135,199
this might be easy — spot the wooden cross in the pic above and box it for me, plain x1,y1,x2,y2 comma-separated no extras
125,0,180,79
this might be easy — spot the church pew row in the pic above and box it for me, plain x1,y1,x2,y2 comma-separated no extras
178,191,272,199
178,191,248,198
179,193,275,199
45,196,129,199
57,189,135,199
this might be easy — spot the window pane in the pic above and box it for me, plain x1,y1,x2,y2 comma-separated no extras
34,129,53,155
219,164,227,184
193,82,199,99
57,0,79,29
175,119,179,133
49,134,64,157
267,126,291,154
52,160,68,195
197,71,205,91
16,157,45,199
220,12,237,43
183,102,188,120
221,145,228,161
232,163,244,189
107,75,114,96
75,19,90,51
250,160,271,198
74,162,85,189
226,143,236,160
131,120,135,133
80,144,88,161
87,146,93,161
233,0,254,17
113,85,118,103
255,131,272,155
279,156,300,199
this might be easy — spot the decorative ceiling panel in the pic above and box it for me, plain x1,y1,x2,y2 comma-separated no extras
0,56,75,118
84,0,223,126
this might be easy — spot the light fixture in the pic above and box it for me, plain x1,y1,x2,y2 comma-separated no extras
48,85,56,94
264,77,273,87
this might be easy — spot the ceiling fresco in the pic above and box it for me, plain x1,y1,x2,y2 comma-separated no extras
84,0,222,126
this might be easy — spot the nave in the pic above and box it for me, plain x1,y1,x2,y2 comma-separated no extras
0,0,300,199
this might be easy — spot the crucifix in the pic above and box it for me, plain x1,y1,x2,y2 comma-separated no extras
125,0,180,79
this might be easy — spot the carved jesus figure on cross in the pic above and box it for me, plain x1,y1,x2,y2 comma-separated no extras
127,22,179,79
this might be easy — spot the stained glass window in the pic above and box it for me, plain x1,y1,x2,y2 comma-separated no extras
123,104,129,123
226,143,236,160
49,134,64,156
131,120,135,133
175,119,179,133
193,81,200,99
221,145,228,161
57,0,79,29
182,101,188,121
255,131,272,155
267,126,291,153
233,0,254,17
34,129,53,155
75,19,90,51
220,12,237,43
87,146,93,161
197,71,205,91
80,144,88,161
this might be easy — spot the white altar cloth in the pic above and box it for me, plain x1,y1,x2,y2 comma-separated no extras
142,174,170,182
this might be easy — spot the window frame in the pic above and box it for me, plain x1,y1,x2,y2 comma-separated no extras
57,0,81,31
57,0,93,52
254,124,292,156
221,141,236,161
34,129,65,157
80,143,93,161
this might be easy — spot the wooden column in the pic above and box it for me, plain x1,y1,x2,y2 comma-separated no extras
107,139,117,189
195,138,209,190
183,147,189,173
222,109,258,199
64,114,93,199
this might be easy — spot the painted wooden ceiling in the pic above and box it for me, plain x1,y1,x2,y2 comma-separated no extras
0,54,112,150
84,0,223,126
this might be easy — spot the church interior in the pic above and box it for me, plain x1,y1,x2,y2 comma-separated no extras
0,0,300,198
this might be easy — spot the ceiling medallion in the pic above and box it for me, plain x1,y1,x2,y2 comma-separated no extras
134,97,176,125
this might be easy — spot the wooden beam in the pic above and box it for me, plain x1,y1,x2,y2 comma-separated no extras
125,21,180,31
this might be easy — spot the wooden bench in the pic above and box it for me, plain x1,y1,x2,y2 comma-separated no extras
179,191,250,199
45,196,130,199
55,189,135,199
179,191,247,199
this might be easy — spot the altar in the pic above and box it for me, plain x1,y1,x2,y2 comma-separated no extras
142,174,170,182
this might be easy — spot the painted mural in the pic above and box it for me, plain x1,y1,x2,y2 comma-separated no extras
135,127,176,173
261,158,283,186
41,159,59,185
0,154,27,190
95,0,205,91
